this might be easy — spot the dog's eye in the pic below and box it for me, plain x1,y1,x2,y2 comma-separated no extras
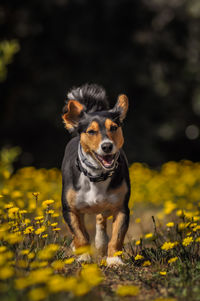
110,125,118,132
87,130,97,135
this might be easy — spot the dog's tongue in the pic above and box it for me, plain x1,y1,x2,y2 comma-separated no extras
102,155,113,166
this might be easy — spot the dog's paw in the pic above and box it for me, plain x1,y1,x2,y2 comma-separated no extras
106,256,125,266
77,253,92,263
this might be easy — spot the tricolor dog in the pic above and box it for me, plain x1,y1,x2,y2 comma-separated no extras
61,84,130,265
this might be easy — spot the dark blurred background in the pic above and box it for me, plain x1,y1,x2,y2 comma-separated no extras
0,0,200,168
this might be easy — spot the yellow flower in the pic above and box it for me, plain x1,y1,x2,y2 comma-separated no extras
116,285,140,296
42,200,54,207
24,226,34,234
166,222,174,227
28,288,47,301
6,233,22,244
42,234,48,238
64,258,75,264
145,233,153,239
74,245,93,255
51,222,58,227
182,236,193,246
52,227,61,231
113,251,123,257
19,210,27,214
143,260,151,266
161,242,177,251
72,280,91,296
34,216,44,221
100,259,107,266
81,264,103,287
193,225,200,232
35,226,46,235
196,237,200,242
0,246,7,253
20,249,29,255
46,210,54,214
135,254,144,260
28,252,35,260
4,202,14,209
51,260,65,270
135,240,141,245
47,275,77,293
38,244,59,260
159,271,167,276
0,266,14,279
168,257,178,264
135,218,141,223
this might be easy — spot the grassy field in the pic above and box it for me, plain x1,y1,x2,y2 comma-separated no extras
1,148,200,301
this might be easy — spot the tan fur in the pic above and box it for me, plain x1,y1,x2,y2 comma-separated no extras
108,211,128,257
80,121,102,153
105,119,124,150
66,189,89,248
117,94,129,121
62,100,84,130
96,213,107,230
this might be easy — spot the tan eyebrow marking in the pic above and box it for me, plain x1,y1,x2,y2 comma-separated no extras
86,121,99,132
105,119,118,131
105,119,124,150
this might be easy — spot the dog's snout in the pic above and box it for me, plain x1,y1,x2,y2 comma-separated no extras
101,142,113,153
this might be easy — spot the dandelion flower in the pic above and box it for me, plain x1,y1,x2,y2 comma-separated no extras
35,226,46,235
182,236,193,246
28,287,47,301
166,222,174,227
145,233,153,239
52,227,61,231
74,245,93,255
24,226,34,234
135,240,141,245
0,267,14,279
161,242,176,251
159,271,167,276
134,254,144,260
34,216,44,221
116,285,140,296
143,260,151,266
64,258,75,264
168,257,178,264
51,222,58,227
42,200,54,207
113,251,123,257
135,218,141,223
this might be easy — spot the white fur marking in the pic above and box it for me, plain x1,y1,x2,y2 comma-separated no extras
95,224,109,250
77,253,92,263
106,256,124,266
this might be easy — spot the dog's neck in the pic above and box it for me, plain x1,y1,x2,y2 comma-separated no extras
76,143,117,182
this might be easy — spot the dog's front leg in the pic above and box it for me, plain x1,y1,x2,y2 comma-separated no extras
63,209,91,262
95,213,109,256
107,209,129,266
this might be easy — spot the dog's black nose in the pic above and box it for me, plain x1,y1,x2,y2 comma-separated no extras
101,142,113,153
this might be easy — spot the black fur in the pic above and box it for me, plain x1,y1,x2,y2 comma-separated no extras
64,83,109,113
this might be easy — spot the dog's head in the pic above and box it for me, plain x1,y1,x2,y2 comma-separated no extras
62,95,128,170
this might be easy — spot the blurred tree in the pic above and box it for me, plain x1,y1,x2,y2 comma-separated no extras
0,0,200,167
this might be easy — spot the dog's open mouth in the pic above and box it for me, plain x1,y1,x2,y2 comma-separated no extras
93,152,116,169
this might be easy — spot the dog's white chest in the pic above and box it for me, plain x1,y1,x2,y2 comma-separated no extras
76,173,118,210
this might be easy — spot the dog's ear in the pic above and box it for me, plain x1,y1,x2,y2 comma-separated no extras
111,94,129,122
62,100,84,132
